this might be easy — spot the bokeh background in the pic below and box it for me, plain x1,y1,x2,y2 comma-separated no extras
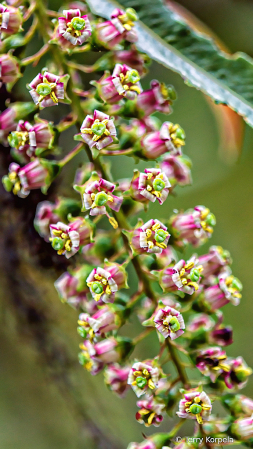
1,0,253,448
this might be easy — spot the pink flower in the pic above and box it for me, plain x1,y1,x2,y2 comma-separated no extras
2,160,48,197
160,154,192,188
78,306,119,340
34,201,59,241
198,245,232,280
131,168,170,204
196,347,230,382
154,306,185,340
57,9,91,48
50,218,93,258
96,8,138,49
158,257,203,295
203,269,242,311
86,263,128,303
223,357,252,390
104,363,131,397
0,54,20,88
232,415,253,440
0,4,22,38
128,361,160,397
141,121,185,159
170,205,216,248
8,118,54,158
28,71,67,108
137,81,176,117
97,64,142,104
131,219,170,255
80,110,117,150
82,176,122,216
79,337,132,375
114,46,148,75
0,106,17,144
54,265,93,310
177,389,212,424
136,397,165,427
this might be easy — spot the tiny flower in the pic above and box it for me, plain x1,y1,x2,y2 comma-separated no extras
77,305,120,340
28,71,68,108
160,154,192,188
136,397,165,427
223,357,252,390
114,46,148,75
97,64,142,103
50,218,92,258
0,102,37,145
131,168,170,205
34,201,59,241
128,441,155,449
86,262,128,303
54,265,93,309
96,8,138,49
2,160,48,197
80,110,117,151
177,389,212,424
79,337,132,374
80,176,122,217
0,54,20,89
104,363,131,397
141,121,185,159
158,257,203,295
57,9,91,47
187,312,233,347
196,347,230,382
8,118,54,158
170,206,216,248
203,269,243,311
0,4,22,38
198,245,232,280
128,361,160,397
232,415,253,440
131,219,170,255
136,81,176,117
154,306,185,340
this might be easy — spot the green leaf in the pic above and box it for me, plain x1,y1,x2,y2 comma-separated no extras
87,0,253,127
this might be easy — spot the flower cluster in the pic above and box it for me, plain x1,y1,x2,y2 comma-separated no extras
1,2,251,448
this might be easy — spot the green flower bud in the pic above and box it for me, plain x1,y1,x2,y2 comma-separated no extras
175,127,185,140
71,17,86,30
78,352,88,366
125,69,140,84
231,277,243,291
189,403,202,414
126,7,138,21
169,316,180,332
190,268,200,282
8,132,20,148
52,237,65,251
91,281,103,294
77,326,87,339
91,122,106,136
94,191,108,206
136,376,147,389
2,175,13,192
167,86,177,101
153,178,166,192
36,83,52,97
155,229,167,243
206,213,216,227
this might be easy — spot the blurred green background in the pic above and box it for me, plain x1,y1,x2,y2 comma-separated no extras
1,0,253,448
